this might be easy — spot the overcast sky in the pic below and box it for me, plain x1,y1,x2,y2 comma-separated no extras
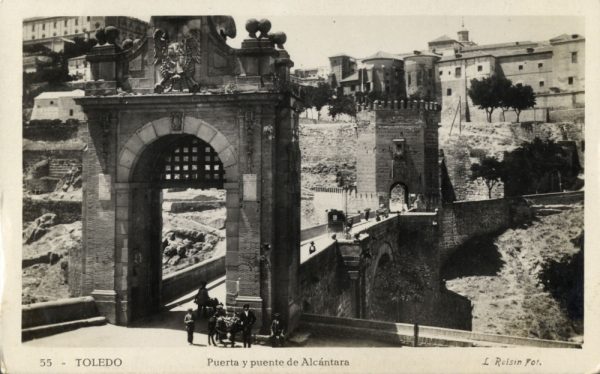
133,15,584,69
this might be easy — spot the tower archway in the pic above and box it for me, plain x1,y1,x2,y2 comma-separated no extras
389,182,409,212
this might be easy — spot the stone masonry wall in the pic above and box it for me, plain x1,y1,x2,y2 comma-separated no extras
439,198,512,262
298,242,353,318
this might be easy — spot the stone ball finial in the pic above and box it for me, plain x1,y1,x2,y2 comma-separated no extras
95,27,107,45
257,19,271,38
246,18,259,38
269,31,287,49
121,38,133,50
105,26,120,45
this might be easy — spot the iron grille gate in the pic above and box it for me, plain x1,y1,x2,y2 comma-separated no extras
154,136,225,189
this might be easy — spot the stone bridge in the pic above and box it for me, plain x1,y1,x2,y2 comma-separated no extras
298,211,473,330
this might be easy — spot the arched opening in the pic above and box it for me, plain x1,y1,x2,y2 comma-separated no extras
128,133,227,321
389,182,409,212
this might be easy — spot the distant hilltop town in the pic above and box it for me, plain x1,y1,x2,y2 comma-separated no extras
293,25,584,122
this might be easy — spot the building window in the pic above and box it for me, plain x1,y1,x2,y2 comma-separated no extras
446,88,452,96
50,101,54,105
75,18,78,26
439,70,443,76
83,28,86,32
75,29,78,33
477,65,482,72
42,24,45,30
53,32,56,36
448,70,451,75
31,35,35,40
53,22,57,28
539,81,544,87
417,72,422,85
42,34,45,38
407,73,411,86
350,85,356,92
428,69,433,78
87,16,90,21
568,77,574,85
455,67,461,77
65,20,68,26
571,52,578,63
69,109,74,116
31,24,35,31
518,65,523,70
538,62,543,68
64,31,68,35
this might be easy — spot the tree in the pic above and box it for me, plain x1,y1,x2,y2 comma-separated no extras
506,84,536,122
503,138,580,196
63,36,97,59
470,156,505,198
328,95,356,120
468,75,512,122
311,82,332,121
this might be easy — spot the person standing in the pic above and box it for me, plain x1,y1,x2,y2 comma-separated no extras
238,304,257,348
184,308,195,345
270,313,284,347
194,281,210,318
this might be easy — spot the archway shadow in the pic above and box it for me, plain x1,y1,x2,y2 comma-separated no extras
129,309,213,334
441,232,505,280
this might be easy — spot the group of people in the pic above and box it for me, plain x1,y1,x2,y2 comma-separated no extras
184,281,285,348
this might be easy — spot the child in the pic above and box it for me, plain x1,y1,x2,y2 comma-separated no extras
184,308,195,345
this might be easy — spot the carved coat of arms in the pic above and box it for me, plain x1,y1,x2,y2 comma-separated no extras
153,28,201,93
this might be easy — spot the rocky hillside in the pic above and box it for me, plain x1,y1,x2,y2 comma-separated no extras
444,202,583,342
22,189,226,304
439,121,584,201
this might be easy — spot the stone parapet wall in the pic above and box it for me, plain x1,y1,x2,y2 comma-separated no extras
298,242,353,318
161,255,226,305
299,314,580,348
22,296,98,329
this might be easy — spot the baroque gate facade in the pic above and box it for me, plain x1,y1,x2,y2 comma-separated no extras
71,16,301,331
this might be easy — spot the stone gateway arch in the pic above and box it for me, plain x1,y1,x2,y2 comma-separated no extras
71,16,301,332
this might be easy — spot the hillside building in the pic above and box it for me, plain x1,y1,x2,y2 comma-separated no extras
30,90,85,121
291,66,330,87
328,26,585,122
23,17,147,53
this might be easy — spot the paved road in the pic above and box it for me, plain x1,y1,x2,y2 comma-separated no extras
24,280,270,348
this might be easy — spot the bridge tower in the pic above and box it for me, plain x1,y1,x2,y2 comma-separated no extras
355,100,442,211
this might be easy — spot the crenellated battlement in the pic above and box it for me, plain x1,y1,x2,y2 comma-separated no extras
356,99,441,112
